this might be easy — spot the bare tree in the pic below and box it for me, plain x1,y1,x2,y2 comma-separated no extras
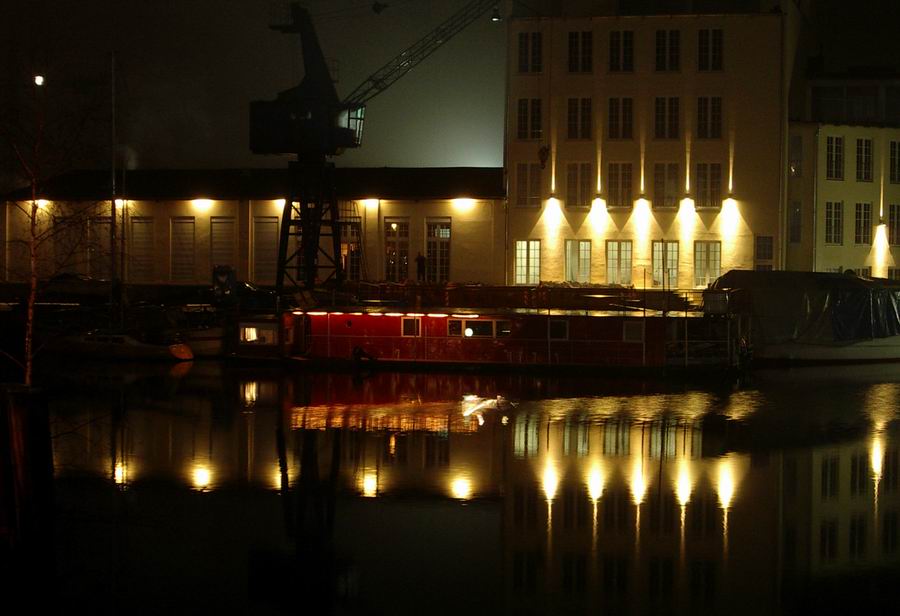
1,67,108,385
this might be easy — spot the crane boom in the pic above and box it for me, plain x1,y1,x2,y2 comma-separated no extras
342,0,496,106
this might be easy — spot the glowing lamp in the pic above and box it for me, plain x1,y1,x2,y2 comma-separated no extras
191,199,213,212
34,75,44,86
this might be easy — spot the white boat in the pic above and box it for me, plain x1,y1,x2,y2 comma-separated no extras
49,331,193,361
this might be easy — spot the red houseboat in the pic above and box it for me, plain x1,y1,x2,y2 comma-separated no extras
270,307,736,370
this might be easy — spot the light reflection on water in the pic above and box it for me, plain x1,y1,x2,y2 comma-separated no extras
43,364,900,614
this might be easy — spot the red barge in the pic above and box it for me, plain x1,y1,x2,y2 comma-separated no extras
233,297,739,370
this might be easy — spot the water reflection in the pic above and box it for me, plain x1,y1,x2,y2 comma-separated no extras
42,365,900,614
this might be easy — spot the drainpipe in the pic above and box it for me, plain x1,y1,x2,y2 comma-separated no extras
812,126,819,271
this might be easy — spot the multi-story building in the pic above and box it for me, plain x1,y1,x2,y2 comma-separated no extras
787,73,900,277
505,1,806,288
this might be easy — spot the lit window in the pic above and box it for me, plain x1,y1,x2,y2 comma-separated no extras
694,241,721,288
515,240,541,285
607,240,632,285
652,241,678,287
565,239,591,283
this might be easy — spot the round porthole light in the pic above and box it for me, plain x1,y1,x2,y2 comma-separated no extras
464,327,473,337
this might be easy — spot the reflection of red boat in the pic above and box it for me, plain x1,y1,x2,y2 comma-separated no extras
290,309,734,369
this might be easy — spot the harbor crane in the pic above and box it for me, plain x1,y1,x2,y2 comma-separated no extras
249,0,499,295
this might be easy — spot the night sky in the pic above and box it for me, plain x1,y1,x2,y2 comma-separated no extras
3,0,898,175
3,0,506,171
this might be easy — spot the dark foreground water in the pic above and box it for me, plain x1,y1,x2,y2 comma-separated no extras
18,363,900,613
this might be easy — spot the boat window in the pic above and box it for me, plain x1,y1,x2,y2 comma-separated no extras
549,319,569,340
623,321,644,343
402,317,421,337
496,320,512,337
448,319,463,336
241,324,278,345
465,320,494,337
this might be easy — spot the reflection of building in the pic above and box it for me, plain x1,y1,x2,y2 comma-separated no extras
503,411,778,615
1,168,504,285
781,434,900,577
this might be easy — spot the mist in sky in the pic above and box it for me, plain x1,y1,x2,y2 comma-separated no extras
3,0,506,171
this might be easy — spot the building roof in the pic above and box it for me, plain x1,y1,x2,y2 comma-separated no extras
2,167,505,202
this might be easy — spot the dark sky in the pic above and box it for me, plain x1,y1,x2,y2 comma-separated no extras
4,1,899,175
4,0,506,170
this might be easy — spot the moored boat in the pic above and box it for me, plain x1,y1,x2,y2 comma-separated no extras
48,331,193,361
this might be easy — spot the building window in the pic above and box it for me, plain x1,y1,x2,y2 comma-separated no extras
608,97,633,139
565,240,591,283
889,267,900,280
856,266,872,278
609,30,634,72
607,163,633,208
426,218,450,283
251,215,278,284
515,163,542,207
170,217,196,283
515,239,540,285
654,97,679,139
694,241,721,287
891,141,900,183
384,218,409,282
694,163,722,209
755,235,774,263
652,240,678,287
568,31,592,73
825,201,843,245
697,97,722,139
653,163,680,209
655,30,679,71
517,31,542,73
698,28,723,71
606,240,632,285
855,202,872,244
566,97,592,139
516,98,542,139
566,162,593,208
789,135,803,177
856,138,873,182
890,204,900,245
826,136,844,180
210,216,237,269
789,201,802,243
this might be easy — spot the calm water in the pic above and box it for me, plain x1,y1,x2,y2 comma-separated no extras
34,363,900,614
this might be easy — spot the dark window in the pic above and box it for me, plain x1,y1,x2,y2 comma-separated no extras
568,31,592,72
448,319,462,336
610,31,633,72
549,319,569,340
402,317,420,337
755,236,774,261
466,320,493,337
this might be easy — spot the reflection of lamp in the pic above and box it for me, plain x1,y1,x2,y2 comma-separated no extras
242,381,259,406
451,477,472,500
490,6,502,22
192,465,212,491
362,472,378,497
542,464,559,501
